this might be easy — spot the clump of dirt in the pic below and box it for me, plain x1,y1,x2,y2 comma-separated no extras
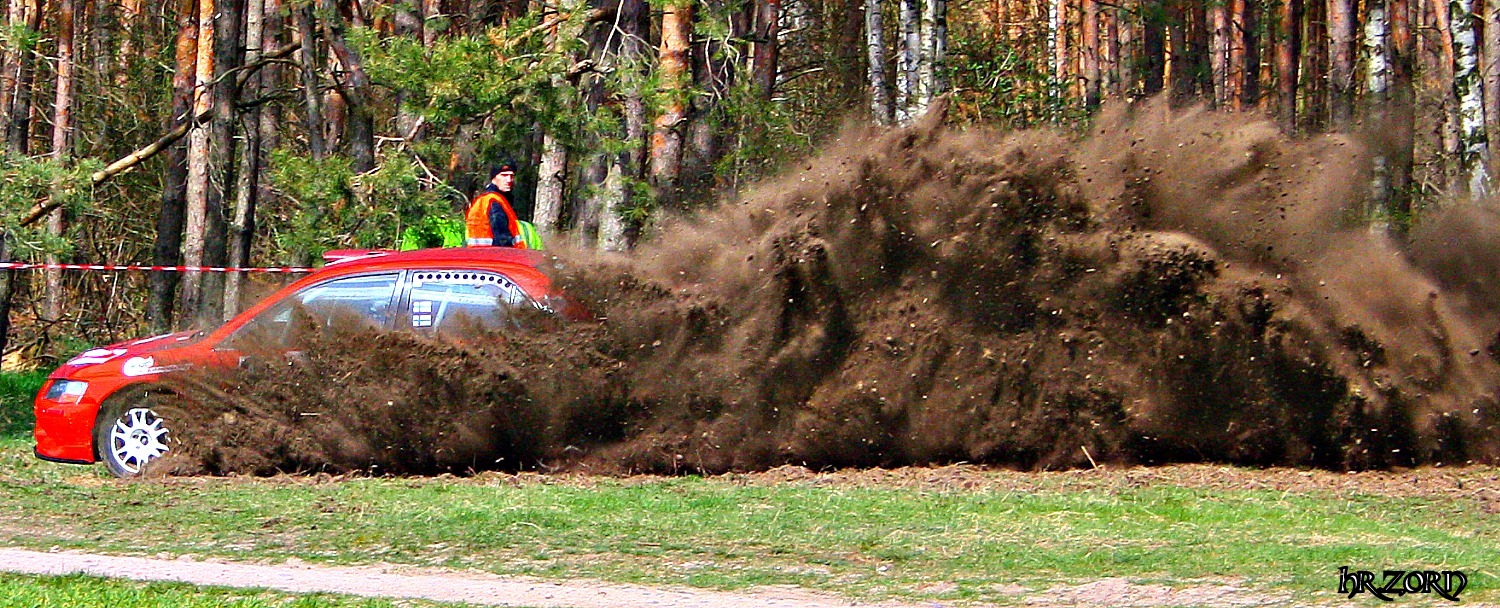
162,99,1500,475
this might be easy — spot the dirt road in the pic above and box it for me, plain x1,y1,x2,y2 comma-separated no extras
0,546,1308,607
0,547,916,607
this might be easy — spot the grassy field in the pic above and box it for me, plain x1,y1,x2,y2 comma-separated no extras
1,372,1496,605
0,369,46,437
0,572,474,607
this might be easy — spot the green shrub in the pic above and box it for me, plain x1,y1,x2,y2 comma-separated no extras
0,370,48,438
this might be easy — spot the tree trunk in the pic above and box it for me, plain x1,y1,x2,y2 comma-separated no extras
1485,0,1500,144
44,0,76,323
4,0,38,155
181,0,216,326
150,0,197,334
650,0,692,209
320,0,375,173
197,0,244,325
1450,0,1491,199
751,0,779,98
1365,0,1392,231
1328,0,1355,128
1167,3,1192,101
1428,0,1461,193
1142,1,1165,96
1210,3,1227,107
1116,3,1133,97
1080,0,1098,108
867,0,891,123
0,236,15,359
394,0,424,142
1239,0,1260,109
114,0,140,87
1054,0,1068,105
0,0,22,141
535,121,566,238
225,0,265,319
423,0,442,46
897,0,918,122
1388,0,1414,232
293,3,325,160
1276,0,1301,132
1302,0,1327,131
1102,4,1119,98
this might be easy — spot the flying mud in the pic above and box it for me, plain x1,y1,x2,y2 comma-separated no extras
159,100,1500,475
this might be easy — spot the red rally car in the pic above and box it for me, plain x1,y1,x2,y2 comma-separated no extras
34,247,568,477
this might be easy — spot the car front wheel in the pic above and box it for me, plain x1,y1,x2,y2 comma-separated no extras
94,389,177,477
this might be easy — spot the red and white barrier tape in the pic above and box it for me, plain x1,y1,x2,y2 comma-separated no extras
0,262,314,273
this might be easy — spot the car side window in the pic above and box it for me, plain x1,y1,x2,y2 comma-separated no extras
228,273,400,347
406,271,530,335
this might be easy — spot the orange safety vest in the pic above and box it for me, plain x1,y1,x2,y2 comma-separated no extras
465,189,525,248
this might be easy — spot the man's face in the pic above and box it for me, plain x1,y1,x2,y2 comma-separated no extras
493,171,515,192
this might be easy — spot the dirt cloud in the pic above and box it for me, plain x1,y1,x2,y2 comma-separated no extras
164,100,1500,475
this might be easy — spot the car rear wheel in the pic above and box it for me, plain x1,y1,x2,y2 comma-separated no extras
94,389,178,477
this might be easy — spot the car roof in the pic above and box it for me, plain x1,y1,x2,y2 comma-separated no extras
321,247,547,271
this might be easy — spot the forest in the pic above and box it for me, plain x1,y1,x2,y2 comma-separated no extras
0,0,1490,364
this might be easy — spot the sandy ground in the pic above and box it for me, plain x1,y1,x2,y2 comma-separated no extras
0,547,922,607
0,546,1321,607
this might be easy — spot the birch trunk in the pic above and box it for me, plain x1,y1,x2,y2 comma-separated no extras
1450,0,1491,199
150,0,197,333
1485,0,1500,143
44,0,76,323
1053,0,1067,104
535,119,566,237
1210,3,1227,107
867,0,890,123
1365,0,1391,230
897,0,918,122
1276,0,1300,132
916,0,932,110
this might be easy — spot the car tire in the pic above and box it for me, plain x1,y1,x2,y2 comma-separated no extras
93,387,179,478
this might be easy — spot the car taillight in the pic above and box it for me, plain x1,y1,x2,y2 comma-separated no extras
43,380,89,404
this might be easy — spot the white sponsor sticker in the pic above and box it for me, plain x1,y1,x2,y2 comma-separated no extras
68,348,127,366
120,356,156,377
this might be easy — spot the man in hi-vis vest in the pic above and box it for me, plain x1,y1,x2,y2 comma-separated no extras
466,163,525,248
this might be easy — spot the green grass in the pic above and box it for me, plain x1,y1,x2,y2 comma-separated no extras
0,370,46,438
0,434,1495,605
0,572,475,607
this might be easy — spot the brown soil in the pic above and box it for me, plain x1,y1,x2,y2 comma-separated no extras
159,99,1500,476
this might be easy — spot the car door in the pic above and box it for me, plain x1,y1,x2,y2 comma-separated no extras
219,271,404,353
398,269,533,336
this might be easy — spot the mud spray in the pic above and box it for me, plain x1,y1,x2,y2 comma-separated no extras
162,101,1500,475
